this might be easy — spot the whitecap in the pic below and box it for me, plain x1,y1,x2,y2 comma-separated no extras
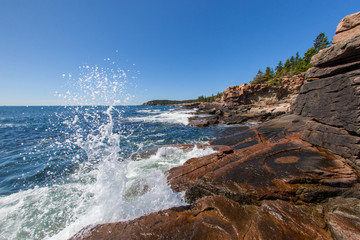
0,123,27,128
135,109,161,114
129,109,196,125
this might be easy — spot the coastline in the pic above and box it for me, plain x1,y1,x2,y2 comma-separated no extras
70,12,360,239
72,114,359,239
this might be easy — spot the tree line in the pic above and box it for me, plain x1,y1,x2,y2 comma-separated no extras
144,33,331,105
251,33,331,85
197,92,223,102
143,92,223,105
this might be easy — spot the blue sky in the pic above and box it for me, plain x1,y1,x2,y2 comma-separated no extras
0,0,359,105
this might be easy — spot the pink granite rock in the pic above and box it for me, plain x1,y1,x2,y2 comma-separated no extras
333,11,360,44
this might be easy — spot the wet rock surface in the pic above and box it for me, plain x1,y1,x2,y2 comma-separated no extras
71,115,360,240
71,195,333,240
325,197,360,240
169,115,358,204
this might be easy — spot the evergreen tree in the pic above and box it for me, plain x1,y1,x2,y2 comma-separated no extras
275,61,283,76
264,67,275,80
293,58,306,74
252,70,266,84
290,56,295,71
295,52,300,64
283,59,291,75
314,33,331,51
304,47,317,65
250,33,331,85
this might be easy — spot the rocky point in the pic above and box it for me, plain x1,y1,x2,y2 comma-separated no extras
188,73,305,127
70,12,360,240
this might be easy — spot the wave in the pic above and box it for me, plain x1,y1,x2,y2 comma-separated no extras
0,60,216,240
0,123,27,128
128,109,196,125
0,111,215,240
135,109,161,114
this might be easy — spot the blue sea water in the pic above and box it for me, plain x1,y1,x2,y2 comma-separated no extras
0,105,234,239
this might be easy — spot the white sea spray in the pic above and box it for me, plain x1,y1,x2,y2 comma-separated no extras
0,60,216,240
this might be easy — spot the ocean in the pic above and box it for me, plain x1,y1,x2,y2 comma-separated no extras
0,105,244,239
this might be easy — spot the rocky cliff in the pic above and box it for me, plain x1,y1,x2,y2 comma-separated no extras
187,74,304,127
292,11,360,171
70,12,360,240
220,74,305,107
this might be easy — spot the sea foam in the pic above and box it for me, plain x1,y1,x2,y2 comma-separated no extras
129,109,196,125
0,60,216,240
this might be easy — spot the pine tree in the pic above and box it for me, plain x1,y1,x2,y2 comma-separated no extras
283,59,291,75
304,47,317,65
252,70,266,84
295,52,300,64
264,67,275,80
275,61,283,76
250,33,331,85
314,33,331,51
290,56,295,71
293,58,306,74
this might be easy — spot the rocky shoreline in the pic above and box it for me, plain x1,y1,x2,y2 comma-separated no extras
160,73,305,127
70,12,360,240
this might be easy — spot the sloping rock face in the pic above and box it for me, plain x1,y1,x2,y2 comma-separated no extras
220,74,304,107
169,115,358,205
292,13,360,171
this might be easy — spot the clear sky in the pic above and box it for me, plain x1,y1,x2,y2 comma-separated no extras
0,0,359,105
